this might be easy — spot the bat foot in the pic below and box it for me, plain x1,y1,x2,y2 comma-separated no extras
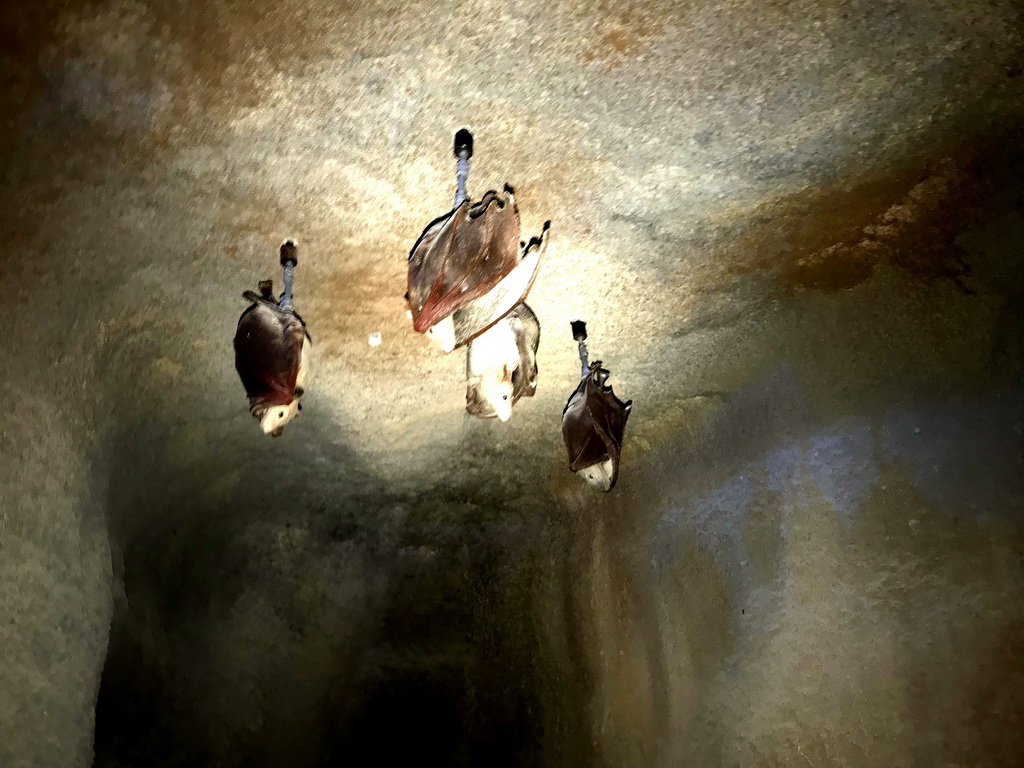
280,239,298,267
454,128,474,158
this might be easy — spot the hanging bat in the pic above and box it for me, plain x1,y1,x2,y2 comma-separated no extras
466,302,540,421
233,241,312,437
562,321,632,491
407,183,549,353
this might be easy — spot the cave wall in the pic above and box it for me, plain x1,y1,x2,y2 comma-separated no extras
0,1,1023,766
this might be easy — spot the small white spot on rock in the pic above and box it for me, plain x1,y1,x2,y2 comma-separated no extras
369,332,382,347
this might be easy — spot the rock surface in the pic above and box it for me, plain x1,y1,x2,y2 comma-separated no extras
1,1,1023,765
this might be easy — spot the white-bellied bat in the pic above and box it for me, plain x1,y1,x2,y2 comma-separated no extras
465,302,540,421
562,321,632,491
233,241,312,437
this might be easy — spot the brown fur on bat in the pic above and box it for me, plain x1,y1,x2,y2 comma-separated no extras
233,286,312,437
466,302,540,420
562,362,632,491
407,185,548,350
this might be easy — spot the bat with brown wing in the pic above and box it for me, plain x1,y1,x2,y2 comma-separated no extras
562,320,632,491
233,240,312,437
406,129,549,352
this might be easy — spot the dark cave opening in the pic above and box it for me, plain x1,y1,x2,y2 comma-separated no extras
89,413,556,768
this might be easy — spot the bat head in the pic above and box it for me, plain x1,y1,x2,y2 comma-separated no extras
577,458,617,492
424,314,456,352
476,365,515,421
257,399,301,437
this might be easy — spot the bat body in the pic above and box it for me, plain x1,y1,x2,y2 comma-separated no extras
408,184,548,351
466,302,540,421
562,361,632,492
234,289,312,437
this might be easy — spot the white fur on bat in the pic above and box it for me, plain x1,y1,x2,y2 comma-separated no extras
255,331,311,435
425,314,456,352
234,280,312,438
465,303,540,421
579,457,617,491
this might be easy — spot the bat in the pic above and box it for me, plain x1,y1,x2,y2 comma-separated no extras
233,241,312,437
466,302,540,421
407,183,549,352
562,321,632,491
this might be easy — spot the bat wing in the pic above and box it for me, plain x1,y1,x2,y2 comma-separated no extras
407,187,522,334
510,303,540,401
234,299,305,408
562,363,632,487
447,221,549,350
291,308,313,345
465,381,499,419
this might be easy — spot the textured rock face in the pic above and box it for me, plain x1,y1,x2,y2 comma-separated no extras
1,1,1023,766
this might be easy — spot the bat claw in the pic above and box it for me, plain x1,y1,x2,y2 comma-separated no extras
454,128,474,158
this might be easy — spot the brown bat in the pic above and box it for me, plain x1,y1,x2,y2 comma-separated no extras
562,322,632,491
465,302,540,420
233,241,312,437
407,183,549,353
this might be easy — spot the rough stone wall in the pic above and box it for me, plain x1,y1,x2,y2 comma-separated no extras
0,1,1022,766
